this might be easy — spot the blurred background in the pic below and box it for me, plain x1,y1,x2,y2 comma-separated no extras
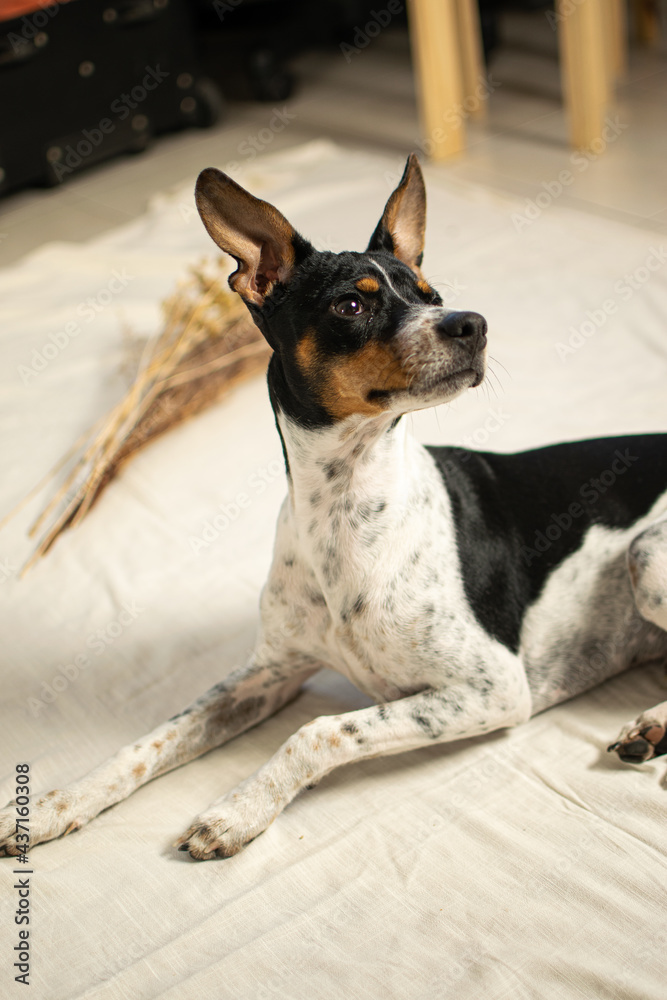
0,0,665,265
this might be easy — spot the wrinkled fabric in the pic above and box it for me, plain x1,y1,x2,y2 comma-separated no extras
0,142,665,1000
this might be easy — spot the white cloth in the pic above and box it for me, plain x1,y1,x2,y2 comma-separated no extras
1,141,666,999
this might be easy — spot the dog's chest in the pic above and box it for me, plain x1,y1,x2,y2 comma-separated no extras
261,441,486,700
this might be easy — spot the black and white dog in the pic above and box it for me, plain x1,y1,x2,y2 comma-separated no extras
2,155,666,861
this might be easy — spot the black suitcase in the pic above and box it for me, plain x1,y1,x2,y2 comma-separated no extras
0,0,223,195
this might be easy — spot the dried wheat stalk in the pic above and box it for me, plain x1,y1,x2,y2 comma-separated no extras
16,257,270,572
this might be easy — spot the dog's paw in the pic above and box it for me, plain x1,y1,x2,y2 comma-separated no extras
608,719,667,764
173,789,277,861
0,791,83,857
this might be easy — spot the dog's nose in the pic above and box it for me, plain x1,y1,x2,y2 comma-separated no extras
436,311,487,344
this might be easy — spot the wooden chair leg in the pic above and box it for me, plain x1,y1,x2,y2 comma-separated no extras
608,0,628,80
408,0,465,160
455,0,488,120
558,0,610,151
634,0,661,46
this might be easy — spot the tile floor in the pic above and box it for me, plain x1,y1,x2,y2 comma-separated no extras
0,8,666,268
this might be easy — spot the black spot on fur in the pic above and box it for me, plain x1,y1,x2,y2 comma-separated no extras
323,459,347,481
412,712,441,739
341,722,359,735
352,594,366,616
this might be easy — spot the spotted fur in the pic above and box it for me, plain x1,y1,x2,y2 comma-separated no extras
2,155,666,862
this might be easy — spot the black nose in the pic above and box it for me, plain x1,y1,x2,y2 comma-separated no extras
436,310,487,343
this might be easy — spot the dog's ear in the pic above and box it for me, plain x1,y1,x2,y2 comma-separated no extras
367,153,426,275
195,168,309,307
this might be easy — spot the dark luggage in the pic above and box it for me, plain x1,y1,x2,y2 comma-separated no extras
0,0,223,195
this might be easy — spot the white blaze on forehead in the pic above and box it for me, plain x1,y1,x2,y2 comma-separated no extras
368,259,453,329
368,259,414,305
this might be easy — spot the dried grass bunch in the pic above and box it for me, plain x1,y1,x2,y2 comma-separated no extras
14,256,270,572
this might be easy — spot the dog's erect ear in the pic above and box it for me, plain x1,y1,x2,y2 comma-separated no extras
367,153,426,274
195,168,307,307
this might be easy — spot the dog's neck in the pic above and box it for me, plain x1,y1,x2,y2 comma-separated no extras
275,407,421,539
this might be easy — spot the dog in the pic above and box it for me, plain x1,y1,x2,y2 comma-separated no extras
2,155,667,861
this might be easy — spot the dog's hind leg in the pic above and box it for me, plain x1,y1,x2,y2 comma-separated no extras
609,516,667,764
0,655,319,855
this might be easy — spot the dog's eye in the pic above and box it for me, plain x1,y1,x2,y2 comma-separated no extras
333,297,366,317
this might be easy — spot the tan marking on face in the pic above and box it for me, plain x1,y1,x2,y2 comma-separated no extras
325,341,409,420
355,277,380,293
296,329,409,421
132,762,147,780
416,279,433,295
295,330,319,380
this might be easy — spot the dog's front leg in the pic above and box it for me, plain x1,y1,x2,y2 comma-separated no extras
0,656,318,856
176,673,532,859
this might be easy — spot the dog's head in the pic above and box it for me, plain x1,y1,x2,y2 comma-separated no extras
195,154,487,427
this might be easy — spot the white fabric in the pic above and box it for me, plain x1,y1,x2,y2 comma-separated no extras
1,141,666,999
